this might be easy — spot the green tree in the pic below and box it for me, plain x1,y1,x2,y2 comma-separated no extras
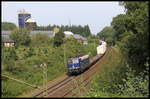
53,31,65,47
111,14,128,42
83,25,91,37
97,26,115,46
2,22,17,30
112,1,149,71
9,28,31,47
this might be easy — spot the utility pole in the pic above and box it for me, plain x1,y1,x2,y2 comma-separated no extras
42,63,47,97
94,39,95,49
69,18,71,32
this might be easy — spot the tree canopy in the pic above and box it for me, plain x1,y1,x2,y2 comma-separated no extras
9,28,31,47
97,26,115,46
36,24,91,37
2,22,17,30
97,1,149,71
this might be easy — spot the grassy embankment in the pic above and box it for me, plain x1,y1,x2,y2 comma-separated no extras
86,46,149,97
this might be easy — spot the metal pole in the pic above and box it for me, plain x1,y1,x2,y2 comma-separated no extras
94,39,95,49
42,63,48,97
45,63,48,97
64,44,66,65
42,64,45,97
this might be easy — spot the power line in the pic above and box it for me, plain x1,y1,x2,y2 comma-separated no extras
2,74,40,89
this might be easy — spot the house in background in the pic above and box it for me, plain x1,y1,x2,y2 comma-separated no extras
74,34,88,45
2,31,14,47
63,31,88,45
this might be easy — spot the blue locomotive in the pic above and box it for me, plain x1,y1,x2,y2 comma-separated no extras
67,54,90,74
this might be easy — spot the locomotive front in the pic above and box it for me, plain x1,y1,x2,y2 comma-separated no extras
67,57,81,74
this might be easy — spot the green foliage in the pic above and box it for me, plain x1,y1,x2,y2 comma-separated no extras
87,47,149,97
3,47,18,62
118,63,149,97
9,28,31,46
16,46,35,60
2,22,17,30
31,33,52,47
1,39,4,48
53,31,65,47
111,1,149,71
97,26,115,46
111,14,128,42
87,35,99,44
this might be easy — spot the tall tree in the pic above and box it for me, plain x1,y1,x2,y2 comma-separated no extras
112,1,149,70
97,26,115,46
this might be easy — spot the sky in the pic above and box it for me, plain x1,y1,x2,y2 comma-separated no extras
2,2,125,34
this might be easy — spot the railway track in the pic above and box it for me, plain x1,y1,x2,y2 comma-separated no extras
29,46,111,97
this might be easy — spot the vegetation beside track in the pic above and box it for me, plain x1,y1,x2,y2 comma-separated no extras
87,47,149,97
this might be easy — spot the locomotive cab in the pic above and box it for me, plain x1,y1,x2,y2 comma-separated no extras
67,58,81,74
67,54,90,75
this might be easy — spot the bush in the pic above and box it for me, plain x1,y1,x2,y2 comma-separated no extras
3,47,18,62
118,61,149,97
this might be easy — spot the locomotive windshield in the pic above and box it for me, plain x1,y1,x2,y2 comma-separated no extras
68,58,79,64
72,58,79,64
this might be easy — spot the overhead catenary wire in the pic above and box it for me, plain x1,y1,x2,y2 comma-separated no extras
2,74,41,89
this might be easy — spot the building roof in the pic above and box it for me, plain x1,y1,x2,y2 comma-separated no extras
2,35,14,42
1,30,54,42
26,18,36,23
74,34,86,40
64,31,74,35
30,31,54,37
1,31,11,35
63,31,86,40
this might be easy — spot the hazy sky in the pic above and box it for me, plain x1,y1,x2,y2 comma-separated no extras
2,2,125,34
